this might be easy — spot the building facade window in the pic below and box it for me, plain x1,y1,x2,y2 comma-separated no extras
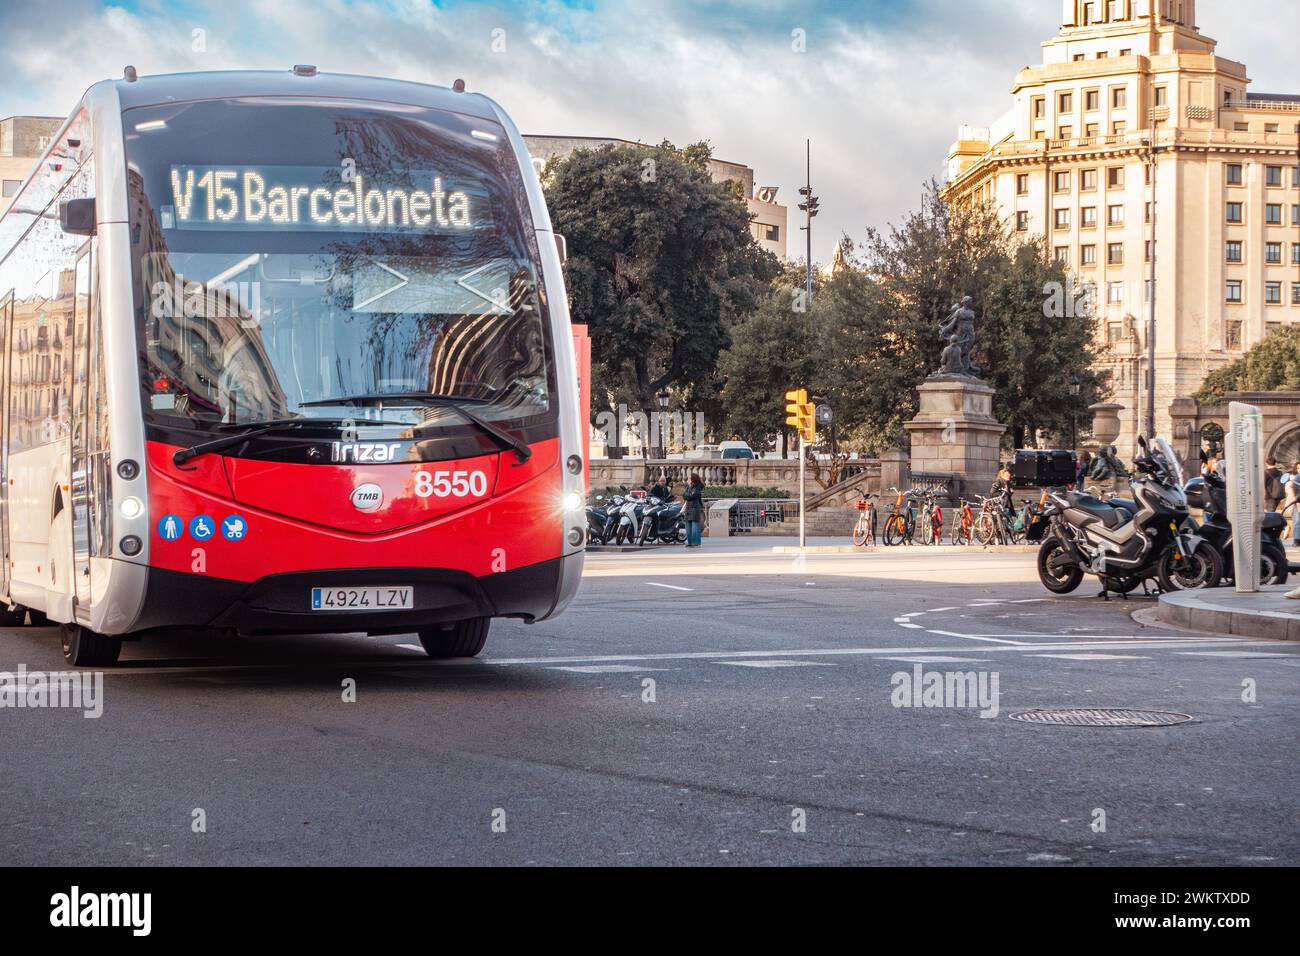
1085,89,1100,112
1266,166,1283,187
1058,92,1073,113
1081,168,1097,191
1055,171,1071,193
1054,246,1071,265
1292,283,1300,305
1226,163,1244,185
1032,97,1045,119
1107,242,1124,265
1226,202,1244,223
1082,244,1097,266
1226,241,1244,263
1145,239,1155,262
1107,167,1124,188
1226,320,1243,351
1016,173,1030,195
1016,210,1029,231
1226,280,1243,303
1111,87,1128,109
1265,203,1282,225
1107,204,1124,226
1054,208,1071,230
1265,242,1282,264
1107,281,1124,305
1,180,19,198
1154,86,1168,106
1265,281,1282,305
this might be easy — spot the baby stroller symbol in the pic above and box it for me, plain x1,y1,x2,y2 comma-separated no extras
221,515,248,542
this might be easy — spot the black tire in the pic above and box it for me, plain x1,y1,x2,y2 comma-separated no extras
1038,537,1084,594
1156,545,1223,592
26,609,49,626
60,623,122,667
882,515,906,547
417,618,490,659
1260,543,1289,586
0,605,25,627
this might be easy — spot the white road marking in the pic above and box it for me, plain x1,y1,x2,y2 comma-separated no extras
893,617,912,623
924,629,1029,645
716,660,835,669
880,657,991,664
646,583,693,592
395,644,424,653
1031,654,1152,661
549,664,669,674
928,607,958,613
1175,651,1298,659
898,623,925,630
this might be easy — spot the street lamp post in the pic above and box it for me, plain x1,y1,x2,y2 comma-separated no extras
655,390,670,460
1144,136,1160,441
1069,374,1081,451
798,139,819,306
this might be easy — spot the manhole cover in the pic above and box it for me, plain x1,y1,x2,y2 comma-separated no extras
1009,708,1193,728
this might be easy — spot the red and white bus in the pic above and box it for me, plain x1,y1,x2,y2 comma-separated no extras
0,68,585,666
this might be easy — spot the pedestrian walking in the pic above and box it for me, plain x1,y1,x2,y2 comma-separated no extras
1075,450,1093,488
1264,457,1285,513
1285,463,1300,548
683,474,705,548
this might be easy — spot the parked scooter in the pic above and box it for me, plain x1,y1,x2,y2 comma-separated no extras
1183,470,1291,586
1037,436,1222,597
636,495,687,545
585,495,625,545
613,490,649,546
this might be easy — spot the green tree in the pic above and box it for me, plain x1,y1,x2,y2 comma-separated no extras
979,241,1103,449
1194,325,1300,403
717,283,820,450
542,141,779,422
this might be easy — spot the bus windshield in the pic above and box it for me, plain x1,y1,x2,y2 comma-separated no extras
124,97,554,439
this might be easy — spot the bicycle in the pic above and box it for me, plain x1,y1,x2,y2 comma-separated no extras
915,489,944,545
881,487,917,546
972,494,1009,546
950,497,975,545
852,489,878,547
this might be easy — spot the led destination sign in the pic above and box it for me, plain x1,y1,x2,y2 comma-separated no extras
165,165,489,232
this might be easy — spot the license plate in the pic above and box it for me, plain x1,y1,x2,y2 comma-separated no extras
310,586,413,611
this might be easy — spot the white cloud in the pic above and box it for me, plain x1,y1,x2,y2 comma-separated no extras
1,0,1291,261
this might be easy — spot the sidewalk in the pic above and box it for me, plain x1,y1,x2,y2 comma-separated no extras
1157,585,1300,642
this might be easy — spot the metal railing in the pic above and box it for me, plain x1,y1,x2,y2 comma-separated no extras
728,499,798,534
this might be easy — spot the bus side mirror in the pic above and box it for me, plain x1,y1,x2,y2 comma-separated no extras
60,198,96,236
553,232,567,265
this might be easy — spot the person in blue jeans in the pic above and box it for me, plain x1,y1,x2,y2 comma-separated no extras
683,474,705,548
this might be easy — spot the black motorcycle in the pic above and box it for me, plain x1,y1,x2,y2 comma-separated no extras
1184,471,1291,586
1037,436,1222,596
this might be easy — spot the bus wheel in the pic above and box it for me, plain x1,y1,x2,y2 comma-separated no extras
0,605,25,627
60,623,122,667
26,609,49,627
417,618,490,659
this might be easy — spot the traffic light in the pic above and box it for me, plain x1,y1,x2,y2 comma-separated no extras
784,388,816,443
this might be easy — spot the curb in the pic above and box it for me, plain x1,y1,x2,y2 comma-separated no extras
1156,587,1300,642
771,544,1038,555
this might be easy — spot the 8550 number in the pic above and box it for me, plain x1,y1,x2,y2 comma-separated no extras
414,470,488,499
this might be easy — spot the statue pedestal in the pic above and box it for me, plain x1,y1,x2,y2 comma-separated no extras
904,376,1007,497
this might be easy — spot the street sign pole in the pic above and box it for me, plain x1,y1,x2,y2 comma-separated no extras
799,435,806,549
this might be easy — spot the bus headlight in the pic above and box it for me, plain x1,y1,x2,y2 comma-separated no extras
120,496,144,519
563,492,583,512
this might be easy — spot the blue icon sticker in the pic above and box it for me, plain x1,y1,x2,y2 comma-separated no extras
220,515,249,542
157,514,184,541
188,515,216,541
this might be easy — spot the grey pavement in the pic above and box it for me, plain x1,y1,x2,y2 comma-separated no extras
1,539,1297,866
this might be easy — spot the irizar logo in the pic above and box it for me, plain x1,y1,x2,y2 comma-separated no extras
332,441,403,463
350,483,384,513
49,885,151,936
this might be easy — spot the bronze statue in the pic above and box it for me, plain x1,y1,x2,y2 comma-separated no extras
936,296,979,378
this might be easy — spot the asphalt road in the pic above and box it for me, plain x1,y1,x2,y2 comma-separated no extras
2,539,1297,866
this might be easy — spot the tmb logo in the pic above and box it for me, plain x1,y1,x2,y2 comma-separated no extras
350,483,384,513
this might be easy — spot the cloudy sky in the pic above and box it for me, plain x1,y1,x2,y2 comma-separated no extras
1,0,1293,260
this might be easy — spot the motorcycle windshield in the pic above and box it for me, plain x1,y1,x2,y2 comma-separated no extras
1156,437,1184,487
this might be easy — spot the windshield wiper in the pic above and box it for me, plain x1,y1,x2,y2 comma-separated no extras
173,422,306,466
298,392,532,462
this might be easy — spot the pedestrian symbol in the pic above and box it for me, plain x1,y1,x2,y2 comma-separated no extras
188,515,216,541
221,515,248,542
158,514,183,541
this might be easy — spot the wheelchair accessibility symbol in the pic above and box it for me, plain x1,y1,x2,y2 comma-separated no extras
188,515,216,541
158,514,183,541
221,515,248,542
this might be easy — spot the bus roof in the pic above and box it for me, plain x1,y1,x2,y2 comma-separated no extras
111,69,501,121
